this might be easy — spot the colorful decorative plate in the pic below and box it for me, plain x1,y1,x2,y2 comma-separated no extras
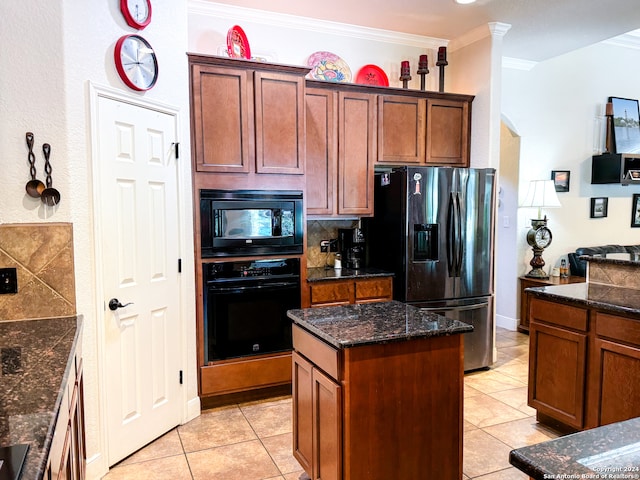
306,51,352,83
355,64,389,86
227,25,251,59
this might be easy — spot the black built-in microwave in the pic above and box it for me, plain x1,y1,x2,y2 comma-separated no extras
200,189,304,257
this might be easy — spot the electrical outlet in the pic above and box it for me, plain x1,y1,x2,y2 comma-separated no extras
0,268,18,294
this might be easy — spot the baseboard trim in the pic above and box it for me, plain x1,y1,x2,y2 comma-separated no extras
496,314,518,331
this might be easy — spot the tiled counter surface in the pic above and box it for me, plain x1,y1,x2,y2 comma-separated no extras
287,299,472,348
0,316,82,479
306,266,393,283
510,417,640,479
526,282,640,317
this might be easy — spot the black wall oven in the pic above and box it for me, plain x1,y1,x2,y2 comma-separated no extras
200,189,304,258
203,258,300,362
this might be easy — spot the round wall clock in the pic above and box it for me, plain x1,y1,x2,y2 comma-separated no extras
114,34,158,91
120,0,152,30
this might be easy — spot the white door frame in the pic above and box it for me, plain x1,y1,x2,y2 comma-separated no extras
88,82,197,476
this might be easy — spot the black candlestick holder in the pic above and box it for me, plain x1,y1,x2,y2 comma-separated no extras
417,65,429,91
400,71,411,89
436,47,448,93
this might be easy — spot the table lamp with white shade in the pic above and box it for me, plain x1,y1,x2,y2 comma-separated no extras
520,179,562,278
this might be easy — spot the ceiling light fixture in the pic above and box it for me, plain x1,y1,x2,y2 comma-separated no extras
455,0,477,4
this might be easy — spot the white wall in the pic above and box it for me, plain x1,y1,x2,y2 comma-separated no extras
0,1,196,478
501,41,640,324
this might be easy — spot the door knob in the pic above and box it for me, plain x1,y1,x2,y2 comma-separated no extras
108,298,133,311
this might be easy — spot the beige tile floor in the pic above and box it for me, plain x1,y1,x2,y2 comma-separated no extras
103,327,561,480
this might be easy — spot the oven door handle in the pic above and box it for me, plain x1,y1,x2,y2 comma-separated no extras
209,281,299,293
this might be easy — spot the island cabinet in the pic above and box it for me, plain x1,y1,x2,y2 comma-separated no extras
305,85,376,216
377,93,472,167
528,298,588,430
307,276,393,307
527,293,640,432
289,301,469,480
189,54,308,175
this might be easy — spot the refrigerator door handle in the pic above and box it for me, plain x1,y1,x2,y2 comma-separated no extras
446,192,456,276
455,192,463,277
419,301,489,313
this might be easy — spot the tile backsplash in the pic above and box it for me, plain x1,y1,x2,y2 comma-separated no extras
307,219,359,268
0,223,76,321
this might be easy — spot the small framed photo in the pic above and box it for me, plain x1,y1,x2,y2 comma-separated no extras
551,170,570,192
632,194,640,227
590,197,608,218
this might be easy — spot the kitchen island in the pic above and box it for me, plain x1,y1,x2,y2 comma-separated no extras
0,316,83,480
524,256,640,433
287,300,472,480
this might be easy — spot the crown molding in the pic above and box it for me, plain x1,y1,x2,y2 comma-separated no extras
502,57,537,71
188,0,448,49
603,29,640,50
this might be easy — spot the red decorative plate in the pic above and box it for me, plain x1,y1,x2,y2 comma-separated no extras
227,25,251,59
356,64,389,86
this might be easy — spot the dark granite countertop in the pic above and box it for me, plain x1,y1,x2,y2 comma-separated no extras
510,417,640,479
526,282,640,317
306,267,393,282
0,316,82,480
287,300,473,348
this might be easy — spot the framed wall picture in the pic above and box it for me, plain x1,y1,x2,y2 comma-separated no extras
551,170,570,192
609,96,640,154
590,197,608,218
632,194,640,227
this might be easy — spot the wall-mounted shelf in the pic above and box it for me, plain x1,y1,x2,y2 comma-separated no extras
591,153,640,185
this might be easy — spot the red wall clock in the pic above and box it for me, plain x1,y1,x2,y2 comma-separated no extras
114,34,158,91
120,0,152,30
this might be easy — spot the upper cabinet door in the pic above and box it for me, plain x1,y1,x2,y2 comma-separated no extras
425,98,470,167
377,95,426,164
191,64,251,173
305,88,337,215
254,71,306,175
338,91,376,216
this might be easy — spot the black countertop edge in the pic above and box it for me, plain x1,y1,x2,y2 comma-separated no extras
509,417,640,479
306,267,394,282
579,255,640,267
287,300,473,349
0,315,83,480
525,283,640,317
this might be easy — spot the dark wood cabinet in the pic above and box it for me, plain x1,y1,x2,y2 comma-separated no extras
307,276,393,308
377,95,425,164
292,322,463,480
377,94,471,167
305,87,375,217
590,311,640,427
528,295,640,432
189,55,307,175
519,276,584,333
46,351,85,480
528,299,588,429
425,98,470,166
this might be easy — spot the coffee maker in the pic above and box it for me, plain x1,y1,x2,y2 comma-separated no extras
338,228,366,269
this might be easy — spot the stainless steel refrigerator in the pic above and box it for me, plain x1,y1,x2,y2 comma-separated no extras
363,166,496,371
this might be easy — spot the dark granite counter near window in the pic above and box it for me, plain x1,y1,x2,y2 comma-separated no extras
510,417,640,479
0,316,82,480
287,300,472,348
306,266,393,282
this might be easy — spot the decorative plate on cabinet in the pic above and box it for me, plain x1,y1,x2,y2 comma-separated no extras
355,64,389,86
226,25,251,59
306,51,352,82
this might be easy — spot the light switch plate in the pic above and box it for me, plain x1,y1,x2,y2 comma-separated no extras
0,267,18,294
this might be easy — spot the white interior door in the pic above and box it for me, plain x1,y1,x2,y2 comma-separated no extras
96,95,182,466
